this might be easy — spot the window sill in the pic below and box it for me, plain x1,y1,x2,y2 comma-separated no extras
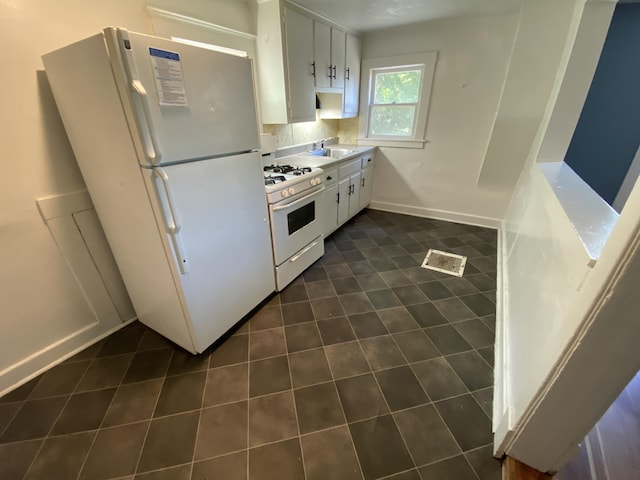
539,161,619,266
356,138,426,149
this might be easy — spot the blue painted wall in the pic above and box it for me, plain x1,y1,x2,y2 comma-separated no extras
564,3,640,206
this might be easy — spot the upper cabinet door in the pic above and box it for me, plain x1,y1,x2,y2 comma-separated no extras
285,7,316,122
344,34,361,118
314,21,331,89
331,28,346,89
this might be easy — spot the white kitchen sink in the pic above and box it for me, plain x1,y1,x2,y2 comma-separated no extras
305,147,355,159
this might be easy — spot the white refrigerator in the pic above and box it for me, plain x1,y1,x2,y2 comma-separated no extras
43,28,276,353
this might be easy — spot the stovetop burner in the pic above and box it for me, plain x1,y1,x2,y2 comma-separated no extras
263,163,324,204
264,164,312,175
264,174,287,186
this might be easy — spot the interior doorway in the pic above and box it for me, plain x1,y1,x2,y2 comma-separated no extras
556,370,640,480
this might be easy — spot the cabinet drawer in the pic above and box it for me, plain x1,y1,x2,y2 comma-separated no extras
361,155,374,169
338,158,361,178
322,168,338,186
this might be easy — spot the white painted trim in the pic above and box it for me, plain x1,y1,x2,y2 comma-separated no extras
36,189,93,221
356,138,426,149
358,52,438,146
493,222,514,457
0,319,135,397
146,6,257,41
539,162,618,264
368,201,501,229
286,1,358,35
613,144,640,213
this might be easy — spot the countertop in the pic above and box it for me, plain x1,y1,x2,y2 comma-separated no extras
281,144,376,169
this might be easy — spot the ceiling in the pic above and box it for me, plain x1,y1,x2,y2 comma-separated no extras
290,0,523,33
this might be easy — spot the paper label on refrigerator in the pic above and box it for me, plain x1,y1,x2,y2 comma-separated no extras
149,48,189,107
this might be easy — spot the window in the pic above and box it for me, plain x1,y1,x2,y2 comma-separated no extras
369,66,423,137
359,52,437,148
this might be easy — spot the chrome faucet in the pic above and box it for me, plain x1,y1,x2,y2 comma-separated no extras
312,138,330,150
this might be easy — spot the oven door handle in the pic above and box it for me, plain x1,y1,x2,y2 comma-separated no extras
271,185,325,211
290,240,320,263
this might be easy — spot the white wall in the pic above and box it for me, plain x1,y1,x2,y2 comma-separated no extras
361,14,519,226
0,0,147,394
150,0,253,33
477,0,582,217
496,0,624,471
0,0,251,395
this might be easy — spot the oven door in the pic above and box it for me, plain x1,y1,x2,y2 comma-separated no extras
269,185,325,266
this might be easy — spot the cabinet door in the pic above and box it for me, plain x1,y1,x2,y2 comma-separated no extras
322,183,339,236
285,8,316,122
344,34,361,117
359,165,373,210
331,28,345,89
348,171,361,218
313,21,331,89
338,177,351,225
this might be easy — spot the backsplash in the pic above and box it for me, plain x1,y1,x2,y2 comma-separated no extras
262,111,358,149
337,117,358,144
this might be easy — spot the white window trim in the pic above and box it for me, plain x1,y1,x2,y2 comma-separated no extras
358,52,437,149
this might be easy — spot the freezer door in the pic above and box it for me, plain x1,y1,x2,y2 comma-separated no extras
110,28,260,166
147,152,275,351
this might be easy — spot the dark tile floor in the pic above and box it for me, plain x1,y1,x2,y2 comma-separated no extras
556,370,640,480
0,209,500,480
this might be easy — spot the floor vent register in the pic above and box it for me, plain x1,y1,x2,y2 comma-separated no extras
421,249,467,277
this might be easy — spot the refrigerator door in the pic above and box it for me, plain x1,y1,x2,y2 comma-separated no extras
108,28,260,166
146,152,275,351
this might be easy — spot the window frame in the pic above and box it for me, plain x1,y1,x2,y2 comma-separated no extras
358,52,437,149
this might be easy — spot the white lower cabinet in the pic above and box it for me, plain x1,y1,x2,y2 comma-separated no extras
359,156,374,211
347,171,361,218
321,168,339,235
320,152,374,237
337,177,350,225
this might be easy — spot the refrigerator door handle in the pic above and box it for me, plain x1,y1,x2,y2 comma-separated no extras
131,80,161,164
116,29,161,165
153,168,190,274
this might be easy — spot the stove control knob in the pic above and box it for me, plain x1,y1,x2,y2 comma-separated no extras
288,187,295,196
281,189,289,198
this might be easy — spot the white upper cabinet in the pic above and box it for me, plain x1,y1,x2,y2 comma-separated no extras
284,8,316,122
314,22,346,92
313,21,331,89
331,28,346,90
318,31,361,119
254,0,315,124
254,0,359,123
343,34,361,118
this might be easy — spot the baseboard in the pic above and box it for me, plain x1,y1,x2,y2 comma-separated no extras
0,318,135,397
368,201,502,229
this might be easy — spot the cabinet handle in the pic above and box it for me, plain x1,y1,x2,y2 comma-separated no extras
346,67,350,80
332,65,337,79
327,65,332,78
311,61,316,77
336,192,340,204
361,178,365,188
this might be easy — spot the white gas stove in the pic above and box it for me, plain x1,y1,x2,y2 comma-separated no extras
262,163,325,291
263,164,324,204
